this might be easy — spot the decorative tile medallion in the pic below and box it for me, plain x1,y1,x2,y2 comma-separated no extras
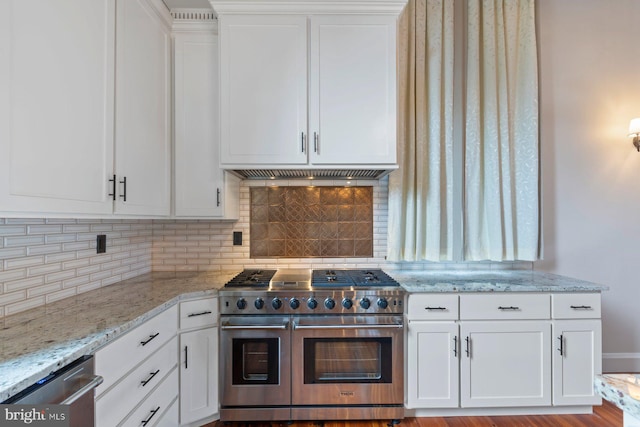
250,186,373,258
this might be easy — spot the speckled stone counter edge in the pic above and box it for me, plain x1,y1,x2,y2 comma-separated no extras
595,374,640,419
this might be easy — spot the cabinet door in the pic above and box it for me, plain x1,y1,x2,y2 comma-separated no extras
0,0,115,215
174,32,224,217
180,327,219,424
552,320,602,406
309,15,397,166
219,15,308,166
460,321,551,408
406,321,459,408
114,0,171,215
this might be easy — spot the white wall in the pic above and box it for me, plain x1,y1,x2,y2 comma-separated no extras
536,0,640,372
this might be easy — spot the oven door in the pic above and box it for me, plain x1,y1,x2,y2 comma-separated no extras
220,316,290,408
291,315,403,406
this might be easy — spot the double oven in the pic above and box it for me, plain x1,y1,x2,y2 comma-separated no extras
219,269,405,422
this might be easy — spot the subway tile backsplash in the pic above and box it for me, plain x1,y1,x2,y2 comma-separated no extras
0,219,153,317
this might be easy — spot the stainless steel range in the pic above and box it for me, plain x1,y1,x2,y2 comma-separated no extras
219,268,405,423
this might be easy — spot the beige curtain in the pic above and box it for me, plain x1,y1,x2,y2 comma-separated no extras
387,0,454,261
464,0,539,261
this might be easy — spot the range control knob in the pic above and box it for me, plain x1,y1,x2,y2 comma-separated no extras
359,297,371,310
307,298,318,309
272,298,283,310
254,298,264,310
377,298,389,309
236,298,247,310
290,298,300,309
324,298,336,310
342,298,353,309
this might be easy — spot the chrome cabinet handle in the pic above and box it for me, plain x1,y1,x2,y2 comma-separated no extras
570,305,592,310
184,345,188,369
140,332,159,346
141,369,160,387
313,132,318,153
557,335,564,356
301,132,306,153
187,310,212,317
141,407,160,426
498,306,520,311
465,336,470,357
216,188,221,207
425,306,447,311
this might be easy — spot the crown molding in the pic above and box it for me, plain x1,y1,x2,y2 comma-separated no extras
171,8,218,33
209,0,408,15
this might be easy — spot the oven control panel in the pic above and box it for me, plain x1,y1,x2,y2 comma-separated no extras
219,291,404,315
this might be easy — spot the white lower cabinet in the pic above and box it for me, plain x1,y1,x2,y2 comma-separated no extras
406,321,459,408
459,320,551,408
178,297,219,426
406,292,602,415
551,293,602,406
95,306,178,427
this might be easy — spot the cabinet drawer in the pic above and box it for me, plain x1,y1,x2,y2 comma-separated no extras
154,397,179,427
120,368,179,427
460,294,550,320
407,294,458,320
96,336,178,427
179,297,218,329
552,293,601,319
96,305,178,395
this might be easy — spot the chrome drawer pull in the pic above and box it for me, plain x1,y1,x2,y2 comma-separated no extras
425,306,447,311
141,407,160,426
498,306,520,311
187,310,212,317
141,369,160,387
140,332,159,346
570,305,592,310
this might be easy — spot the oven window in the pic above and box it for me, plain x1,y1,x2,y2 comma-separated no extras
303,338,392,383
232,338,279,385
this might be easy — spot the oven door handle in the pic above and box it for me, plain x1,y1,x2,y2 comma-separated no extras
221,323,288,330
292,322,403,330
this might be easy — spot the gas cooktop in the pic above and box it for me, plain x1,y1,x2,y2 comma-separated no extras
223,269,399,289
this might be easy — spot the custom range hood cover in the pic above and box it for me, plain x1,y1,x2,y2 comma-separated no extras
228,168,396,180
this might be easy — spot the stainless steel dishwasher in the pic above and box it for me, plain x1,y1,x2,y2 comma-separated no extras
2,355,103,427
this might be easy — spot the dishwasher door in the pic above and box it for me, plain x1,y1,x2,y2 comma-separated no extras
2,355,103,427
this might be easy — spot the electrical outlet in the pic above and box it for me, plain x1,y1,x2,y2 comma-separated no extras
97,235,106,253
233,231,242,246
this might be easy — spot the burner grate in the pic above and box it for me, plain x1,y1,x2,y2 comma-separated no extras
346,269,399,287
225,269,277,288
311,270,354,288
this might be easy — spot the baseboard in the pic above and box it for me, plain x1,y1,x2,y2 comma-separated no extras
603,353,640,373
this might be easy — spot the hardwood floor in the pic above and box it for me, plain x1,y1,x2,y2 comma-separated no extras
205,401,622,427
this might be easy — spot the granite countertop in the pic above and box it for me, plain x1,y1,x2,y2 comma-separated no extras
0,270,239,402
0,268,607,402
392,270,608,293
596,374,640,419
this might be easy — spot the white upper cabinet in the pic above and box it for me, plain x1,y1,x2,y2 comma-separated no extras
309,15,397,165
0,0,171,217
212,0,405,169
114,0,171,216
173,17,239,219
219,15,308,166
0,0,116,215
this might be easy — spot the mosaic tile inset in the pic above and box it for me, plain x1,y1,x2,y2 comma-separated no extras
250,186,373,258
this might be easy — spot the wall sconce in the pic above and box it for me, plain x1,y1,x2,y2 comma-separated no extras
629,118,640,151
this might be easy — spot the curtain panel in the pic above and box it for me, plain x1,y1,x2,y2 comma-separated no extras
465,0,540,261
387,0,455,262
